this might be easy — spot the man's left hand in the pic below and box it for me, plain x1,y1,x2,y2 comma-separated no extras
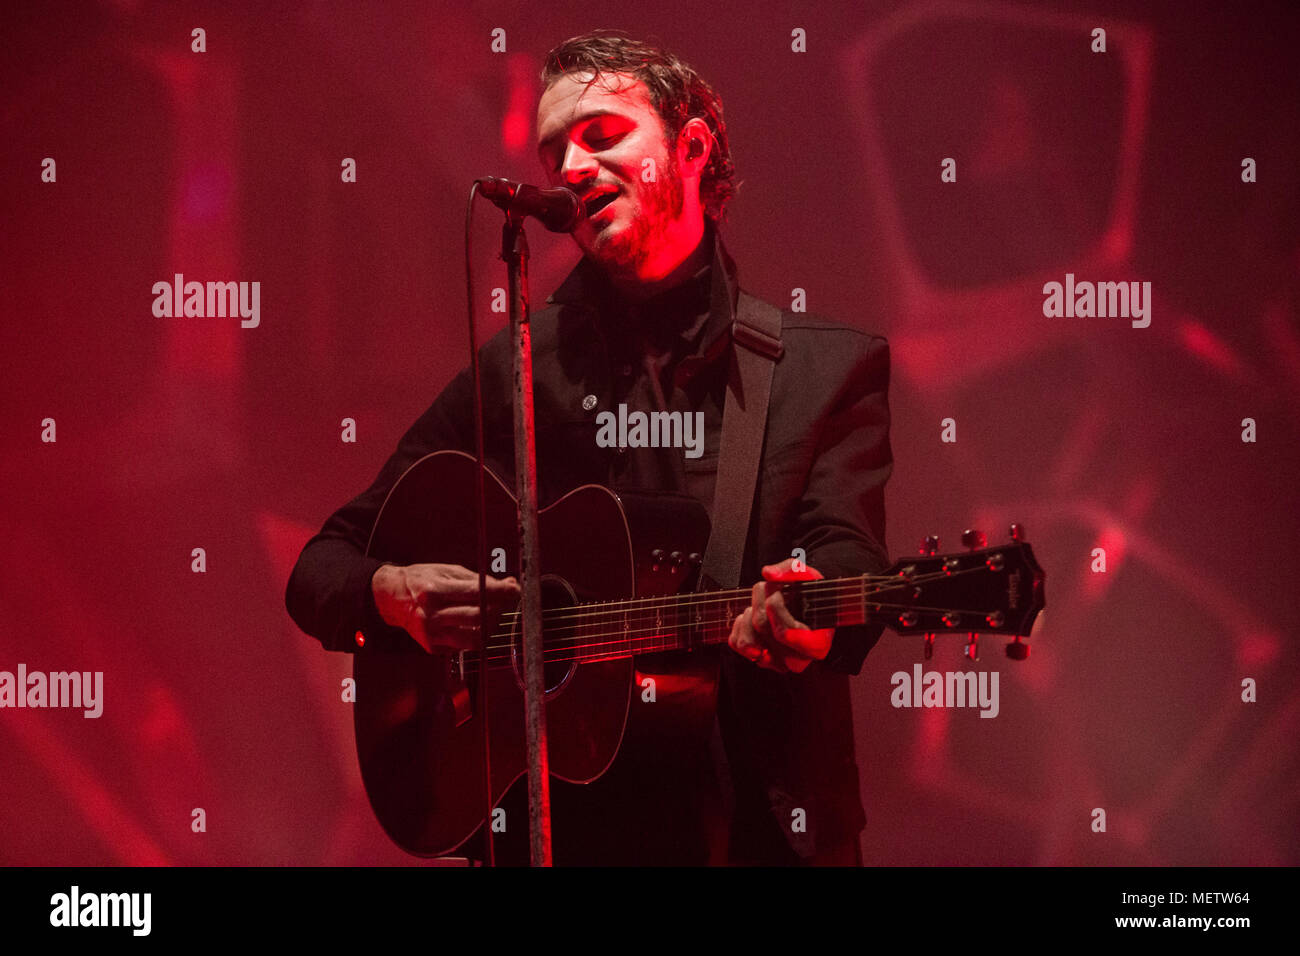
727,558,834,673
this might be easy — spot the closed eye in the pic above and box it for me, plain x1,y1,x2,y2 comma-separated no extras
538,114,633,171
542,137,624,175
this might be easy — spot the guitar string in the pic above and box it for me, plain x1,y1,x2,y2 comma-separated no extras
405,564,1014,670
470,545,1018,624
488,572,904,624
486,564,994,633
469,591,1010,665
473,625,974,666
481,573,895,628
490,564,981,624
486,594,987,652
461,601,1000,670
479,575,1004,654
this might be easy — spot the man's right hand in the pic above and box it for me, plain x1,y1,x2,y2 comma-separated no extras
371,563,520,654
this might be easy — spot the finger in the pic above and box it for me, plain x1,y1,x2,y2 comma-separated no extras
761,560,824,583
427,565,511,594
436,564,482,582
761,629,827,673
420,574,520,608
400,606,441,658
731,610,798,673
754,590,830,665
436,619,480,651
782,653,811,674
405,605,475,653
482,577,521,610
431,605,483,628
750,581,770,636
761,585,798,628
420,606,484,649
420,574,482,602
757,587,824,655
767,624,833,661
728,610,764,663
752,642,797,674
754,587,805,645
755,576,833,661
403,606,436,655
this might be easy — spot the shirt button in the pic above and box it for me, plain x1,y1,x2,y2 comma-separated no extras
582,394,598,411
619,364,633,377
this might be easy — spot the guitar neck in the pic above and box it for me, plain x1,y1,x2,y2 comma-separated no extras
479,541,1042,671
486,575,885,667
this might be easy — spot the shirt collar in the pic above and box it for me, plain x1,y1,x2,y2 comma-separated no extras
546,222,739,357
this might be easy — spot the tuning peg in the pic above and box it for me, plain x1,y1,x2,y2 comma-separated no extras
923,633,935,660
965,633,979,661
920,535,939,556
670,551,684,566
1005,638,1030,661
688,552,702,566
961,529,986,551
651,549,665,572
1009,523,1025,542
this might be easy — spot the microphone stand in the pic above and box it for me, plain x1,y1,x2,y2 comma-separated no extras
501,211,552,866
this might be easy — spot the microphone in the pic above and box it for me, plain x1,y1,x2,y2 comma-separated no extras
476,177,585,233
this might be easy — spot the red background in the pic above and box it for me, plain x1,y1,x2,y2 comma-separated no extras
2,0,1297,865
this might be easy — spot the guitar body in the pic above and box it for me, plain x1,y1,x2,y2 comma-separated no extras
354,450,717,857
351,451,1048,859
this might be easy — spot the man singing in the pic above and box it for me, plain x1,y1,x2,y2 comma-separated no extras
285,30,893,866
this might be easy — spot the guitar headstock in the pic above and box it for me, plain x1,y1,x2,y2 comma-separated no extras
875,525,1045,660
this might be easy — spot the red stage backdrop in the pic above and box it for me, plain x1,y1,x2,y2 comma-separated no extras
2,0,1297,865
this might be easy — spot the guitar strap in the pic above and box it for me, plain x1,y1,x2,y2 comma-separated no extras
700,290,784,591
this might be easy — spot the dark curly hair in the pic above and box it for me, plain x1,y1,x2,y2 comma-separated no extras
540,30,737,223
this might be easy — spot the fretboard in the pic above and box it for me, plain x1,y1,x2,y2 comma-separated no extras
480,574,908,670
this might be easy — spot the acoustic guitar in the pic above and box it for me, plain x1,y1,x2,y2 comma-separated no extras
353,449,1045,856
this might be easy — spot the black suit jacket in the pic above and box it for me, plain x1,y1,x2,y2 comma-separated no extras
285,227,893,864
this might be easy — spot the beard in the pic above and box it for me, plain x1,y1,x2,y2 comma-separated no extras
585,151,685,280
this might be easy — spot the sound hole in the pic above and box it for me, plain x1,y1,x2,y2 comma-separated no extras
509,575,579,697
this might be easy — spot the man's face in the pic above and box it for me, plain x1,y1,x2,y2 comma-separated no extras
536,71,688,280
